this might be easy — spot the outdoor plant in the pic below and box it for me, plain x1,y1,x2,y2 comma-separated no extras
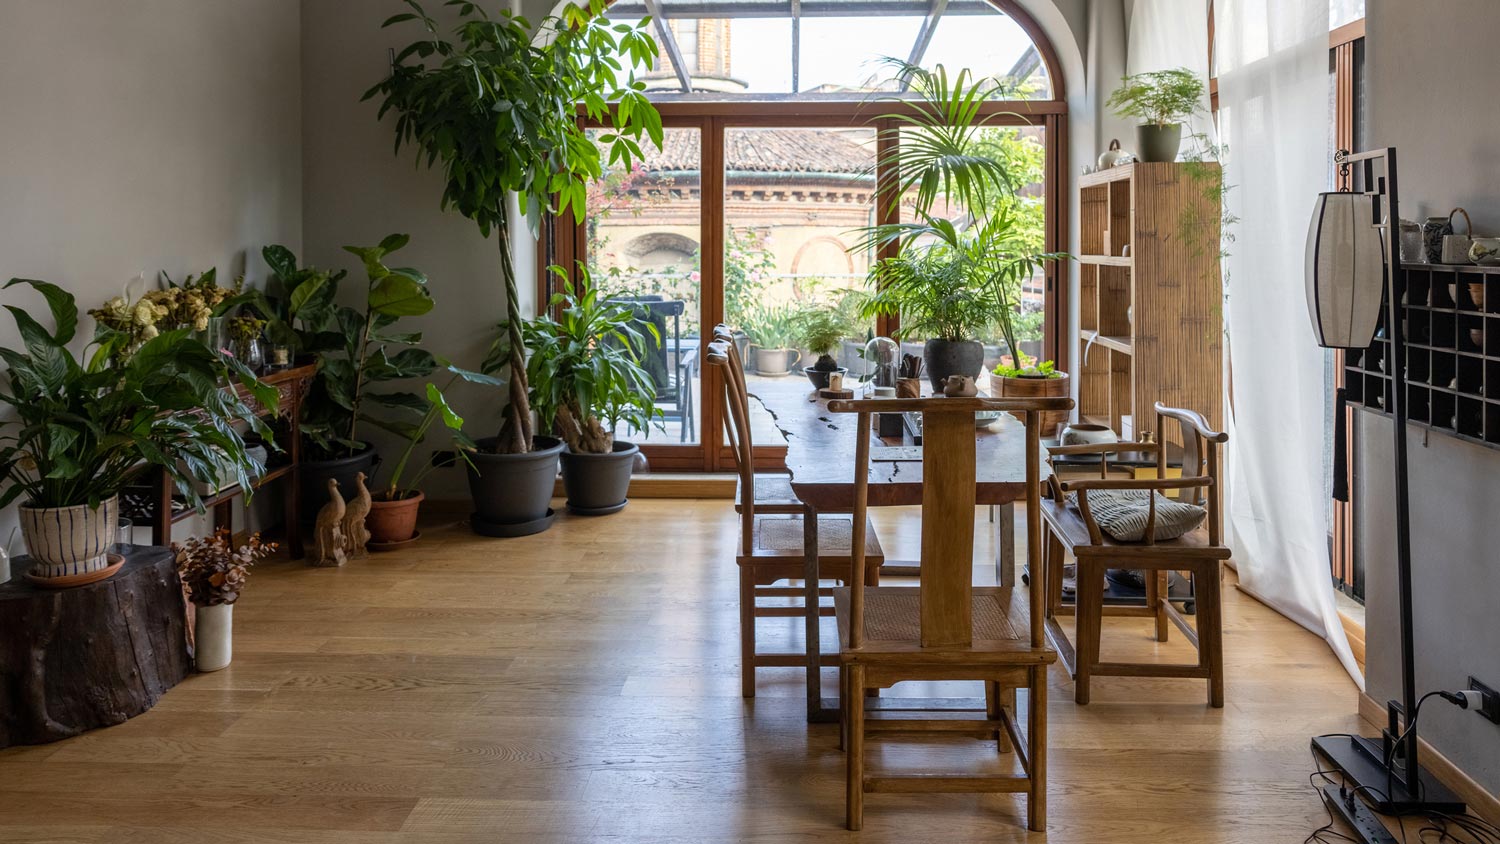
743,302,800,351
1106,67,1205,127
796,302,854,371
367,0,664,455
176,528,277,606
498,269,662,455
299,234,438,461
0,279,278,511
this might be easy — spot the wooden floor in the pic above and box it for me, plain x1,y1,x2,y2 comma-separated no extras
0,499,1375,843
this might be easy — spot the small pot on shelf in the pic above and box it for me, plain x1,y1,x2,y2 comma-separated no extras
1135,123,1183,162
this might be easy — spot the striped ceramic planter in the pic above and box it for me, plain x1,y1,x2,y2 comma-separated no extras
19,496,120,578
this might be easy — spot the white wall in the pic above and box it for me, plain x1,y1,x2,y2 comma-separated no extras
300,0,534,501
1361,0,1500,796
0,0,303,579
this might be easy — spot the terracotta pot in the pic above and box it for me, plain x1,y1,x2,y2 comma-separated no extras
1469,282,1486,310
367,490,424,544
991,371,1071,438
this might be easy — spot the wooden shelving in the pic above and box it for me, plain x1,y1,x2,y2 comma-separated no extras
1075,162,1223,445
1343,263,1500,449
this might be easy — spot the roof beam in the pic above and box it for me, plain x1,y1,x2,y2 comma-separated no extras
901,0,947,89
791,0,801,93
642,0,693,93
1004,44,1040,90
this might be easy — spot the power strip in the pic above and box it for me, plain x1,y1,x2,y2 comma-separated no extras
1322,783,1399,844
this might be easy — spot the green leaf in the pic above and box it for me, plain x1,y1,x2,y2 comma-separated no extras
367,390,429,413
262,244,298,279
369,275,433,317
5,278,77,345
427,382,464,430
378,233,411,254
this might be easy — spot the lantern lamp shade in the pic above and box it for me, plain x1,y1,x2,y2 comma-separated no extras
1305,191,1388,349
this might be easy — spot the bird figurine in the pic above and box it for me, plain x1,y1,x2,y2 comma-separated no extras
313,478,347,567
341,471,372,559
942,374,978,397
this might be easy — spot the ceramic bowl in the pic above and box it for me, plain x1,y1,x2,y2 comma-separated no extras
1059,423,1119,447
1470,237,1500,266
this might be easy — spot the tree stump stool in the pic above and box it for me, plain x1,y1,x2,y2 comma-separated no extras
0,546,191,748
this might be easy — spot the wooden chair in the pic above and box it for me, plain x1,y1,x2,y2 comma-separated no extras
1040,403,1230,707
705,341,885,698
711,324,801,515
830,395,1067,832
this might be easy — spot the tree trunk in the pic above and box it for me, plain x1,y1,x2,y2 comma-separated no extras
495,209,533,455
556,404,614,454
0,546,191,748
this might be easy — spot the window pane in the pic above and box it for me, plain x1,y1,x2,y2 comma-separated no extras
586,127,703,445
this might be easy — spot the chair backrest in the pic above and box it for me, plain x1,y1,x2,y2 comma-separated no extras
608,296,685,400
1154,403,1228,544
705,338,757,555
828,395,1071,650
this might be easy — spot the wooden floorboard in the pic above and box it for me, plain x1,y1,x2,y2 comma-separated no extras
0,500,1386,842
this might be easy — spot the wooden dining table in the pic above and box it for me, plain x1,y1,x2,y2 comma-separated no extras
749,378,1053,723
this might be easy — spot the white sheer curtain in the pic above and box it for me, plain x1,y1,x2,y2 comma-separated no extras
1216,0,1361,683
1126,0,1213,150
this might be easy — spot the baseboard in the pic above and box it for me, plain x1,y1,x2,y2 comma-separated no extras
1358,692,1500,823
551,474,737,499
1340,610,1366,673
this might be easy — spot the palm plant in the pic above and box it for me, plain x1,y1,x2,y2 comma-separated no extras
366,0,662,456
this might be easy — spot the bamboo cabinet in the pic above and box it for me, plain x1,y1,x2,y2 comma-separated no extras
1075,162,1223,446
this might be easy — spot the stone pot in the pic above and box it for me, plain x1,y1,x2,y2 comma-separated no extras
367,490,424,544
19,496,120,578
754,347,800,376
923,338,985,391
299,445,379,525
804,365,847,391
991,371,1071,438
466,436,564,536
194,602,233,672
1136,123,1183,163
559,441,640,516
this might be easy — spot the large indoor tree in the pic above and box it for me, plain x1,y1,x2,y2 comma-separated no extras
366,0,663,454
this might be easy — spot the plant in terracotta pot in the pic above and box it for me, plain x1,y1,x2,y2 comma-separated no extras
175,529,276,671
506,271,662,515
1,279,277,584
1106,67,1205,163
367,0,662,536
366,364,499,546
795,300,854,390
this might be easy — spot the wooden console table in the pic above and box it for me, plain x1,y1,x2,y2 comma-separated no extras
0,547,191,748
122,363,315,559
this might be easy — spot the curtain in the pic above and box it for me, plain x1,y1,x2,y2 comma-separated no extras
1125,0,1214,151
1216,0,1362,683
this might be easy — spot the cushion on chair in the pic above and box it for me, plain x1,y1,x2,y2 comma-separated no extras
1066,489,1206,542
758,515,852,552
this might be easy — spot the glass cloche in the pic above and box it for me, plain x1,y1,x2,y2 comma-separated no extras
863,336,900,389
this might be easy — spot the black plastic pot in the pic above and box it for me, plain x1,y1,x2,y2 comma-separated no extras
923,338,985,391
559,440,640,516
299,445,379,524
466,436,564,537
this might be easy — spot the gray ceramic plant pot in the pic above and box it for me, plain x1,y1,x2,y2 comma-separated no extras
923,338,985,391
1136,123,1183,163
559,441,640,516
466,436,564,537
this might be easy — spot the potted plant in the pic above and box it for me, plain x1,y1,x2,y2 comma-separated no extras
254,243,350,367
292,234,439,524
744,303,801,377
367,0,662,536
796,301,852,390
505,272,662,516
990,358,1070,437
366,364,498,546
175,529,276,671
1,279,277,583
1106,67,1206,163
856,62,1068,390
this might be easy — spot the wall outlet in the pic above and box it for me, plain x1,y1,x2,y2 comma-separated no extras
1468,676,1500,724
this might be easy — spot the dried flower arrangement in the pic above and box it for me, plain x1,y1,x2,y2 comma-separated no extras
227,315,266,346
153,268,243,331
175,529,276,606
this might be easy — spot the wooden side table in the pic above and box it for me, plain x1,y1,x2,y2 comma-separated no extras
123,364,314,559
0,547,191,748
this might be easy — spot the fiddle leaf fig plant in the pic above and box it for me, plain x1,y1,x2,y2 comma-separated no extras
366,0,664,455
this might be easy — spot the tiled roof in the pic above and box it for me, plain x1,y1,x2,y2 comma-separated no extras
642,128,874,175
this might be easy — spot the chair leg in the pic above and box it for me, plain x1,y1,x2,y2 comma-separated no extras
837,666,847,752
985,681,1013,753
1152,570,1170,642
1197,567,1226,708
739,565,756,699
1074,559,1102,705
846,664,866,831
1027,665,1048,832
1045,531,1065,617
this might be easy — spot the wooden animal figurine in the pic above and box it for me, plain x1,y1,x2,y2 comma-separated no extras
341,471,372,559
942,374,978,397
313,478,347,567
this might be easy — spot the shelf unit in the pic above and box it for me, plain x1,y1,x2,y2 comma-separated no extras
1344,263,1500,450
1076,162,1223,445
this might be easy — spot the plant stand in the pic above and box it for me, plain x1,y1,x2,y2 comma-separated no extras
0,546,191,748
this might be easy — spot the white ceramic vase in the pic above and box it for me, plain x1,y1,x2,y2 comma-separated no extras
18,496,120,578
194,602,234,672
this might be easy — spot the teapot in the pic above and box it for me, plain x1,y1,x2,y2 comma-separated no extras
1096,139,1134,169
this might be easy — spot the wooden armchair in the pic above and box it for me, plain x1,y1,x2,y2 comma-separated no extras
829,395,1067,832
1039,403,1230,707
704,340,884,698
